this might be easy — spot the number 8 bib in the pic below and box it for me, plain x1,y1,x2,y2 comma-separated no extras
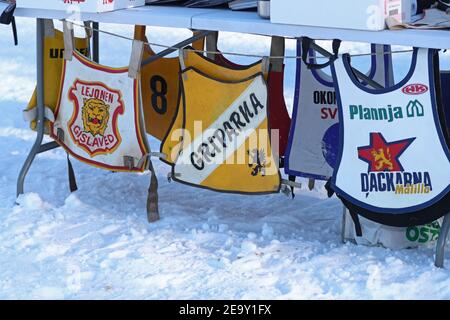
134,26,205,141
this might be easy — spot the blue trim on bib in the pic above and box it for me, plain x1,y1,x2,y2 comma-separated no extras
284,41,330,181
343,48,418,94
331,48,450,215
285,41,387,181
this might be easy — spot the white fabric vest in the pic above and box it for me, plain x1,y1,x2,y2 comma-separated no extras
343,211,442,249
285,43,393,180
51,51,150,172
331,48,450,219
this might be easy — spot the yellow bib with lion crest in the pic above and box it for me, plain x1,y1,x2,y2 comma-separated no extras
50,51,150,172
170,67,280,194
135,26,205,141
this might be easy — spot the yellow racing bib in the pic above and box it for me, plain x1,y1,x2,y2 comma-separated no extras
26,24,90,132
135,26,205,141
171,67,280,194
161,48,267,164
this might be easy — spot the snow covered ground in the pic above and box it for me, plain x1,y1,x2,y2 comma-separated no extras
0,18,449,300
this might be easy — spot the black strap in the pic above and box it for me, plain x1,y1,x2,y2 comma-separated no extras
147,161,160,223
0,3,18,46
301,37,341,70
67,154,78,193
288,175,296,199
279,156,285,168
308,178,315,191
324,179,335,198
349,210,363,237
11,17,17,46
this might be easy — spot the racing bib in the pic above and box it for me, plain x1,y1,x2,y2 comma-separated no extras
211,37,291,160
135,26,205,141
26,23,90,132
161,48,266,164
51,50,150,172
331,48,450,226
171,68,281,194
285,43,393,180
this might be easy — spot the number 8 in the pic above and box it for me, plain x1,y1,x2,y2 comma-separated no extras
150,75,168,115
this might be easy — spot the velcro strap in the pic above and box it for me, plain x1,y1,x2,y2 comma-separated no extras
270,36,285,72
67,154,78,193
63,20,74,61
261,56,270,74
83,21,92,38
308,178,315,191
128,39,144,79
147,161,160,223
179,49,188,80
281,179,302,189
136,152,168,171
349,210,363,237
44,19,55,38
205,31,218,60
167,172,181,182
23,106,55,122
151,152,167,159
123,156,135,170
179,49,187,70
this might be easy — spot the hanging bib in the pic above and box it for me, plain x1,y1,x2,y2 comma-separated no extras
285,43,393,180
171,68,281,194
331,48,450,226
51,50,150,172
209,36,291,160
135,26,205,141
161,48,266,164
26,23,90,132
343,210,442,250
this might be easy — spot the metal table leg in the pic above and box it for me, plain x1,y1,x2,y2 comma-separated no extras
16,18,45,198
435,213,450,268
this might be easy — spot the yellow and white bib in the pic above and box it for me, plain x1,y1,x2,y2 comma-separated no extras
51,51,150,172
171,67,280,194
161,48,267,164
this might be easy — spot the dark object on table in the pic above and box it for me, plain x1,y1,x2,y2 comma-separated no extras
0,1,17,45
417,0,437,13
257,0,270,18
229,0,257,10
436,0,450,12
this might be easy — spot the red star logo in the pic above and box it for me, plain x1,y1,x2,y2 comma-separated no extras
358,133,415,172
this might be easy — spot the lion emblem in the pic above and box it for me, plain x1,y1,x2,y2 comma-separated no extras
371,148,394,171
82,98,110,136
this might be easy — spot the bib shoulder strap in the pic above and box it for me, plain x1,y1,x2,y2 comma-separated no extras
63,20,74,61
301,37,341,70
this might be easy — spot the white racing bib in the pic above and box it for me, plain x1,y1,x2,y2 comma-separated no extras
51,51,150,172
285,43,393,180
331,48,450,224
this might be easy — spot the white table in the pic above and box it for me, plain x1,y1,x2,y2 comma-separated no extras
4,4,450,49
2,3,449,268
